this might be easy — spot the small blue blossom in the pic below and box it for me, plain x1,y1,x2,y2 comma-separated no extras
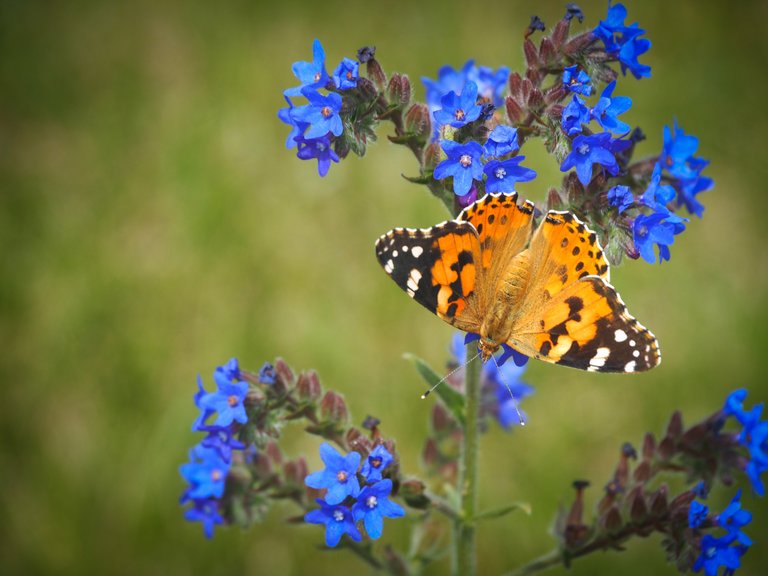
689,500,709,529
219,357,241,381
483,158,536,193
305,499,362,547
180,445,229,500
295,134,340,177
464,332,528,367
592,81,632,135
561,95,590,136
661,121,702,181
633,211,685,264
183,498,224,539
716,490,753,545
305,443,362,505
723,389,768,496
290,89,343,140
433,140,485,197
277,96,306,149
484,125,519,158
594,4,649,75
332,57,359,90
607,185,634,214
351,479,405,539
361,445,394,483
676,161,714,218
285,39,330,98
198,367,249,427
433,81,482,128
562,65,592,96
693,533,748,576
467,65,510,107
693,481,710,499
619,35,652,79
199,426,246,463
639,163,679,212
560,133,619,186
258,362,276,385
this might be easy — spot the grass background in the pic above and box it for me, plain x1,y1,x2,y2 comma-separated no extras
1,0,766,574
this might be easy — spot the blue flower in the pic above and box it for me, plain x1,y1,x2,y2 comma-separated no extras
633,211,685,264
619,35,652,79
285,39,329,98
639,164,678,212
180,445,229,500
592,81,632,135
594,4,651,78
467,65,509,107
723,389,768,496
290,90,343,140
183,498,224,539
562,65,592,96
561,95,590,136
258,362,276,385
305,499,362,547
433,140,485,197
305,443,362,505
295,134,340,177
219,358,241,381
351,479,405,539
661,121,702,181
693,533,748,576
483,158,536,193
484,125,519,157
333,57,359,90
463,332,528,368
607,185,634,214
198,366,249,427
676,160,713,218
693,481,710,499
716,490,753,545
200,426,246,463
277,96,306,149
433,81,482,128
689,500,709,529
361,445,394,483
560,133,619,186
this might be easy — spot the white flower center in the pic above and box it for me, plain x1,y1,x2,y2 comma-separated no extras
333,510,345,522
366,495,378,509
494,167,507,179
577,143,590,155
459,154,472,167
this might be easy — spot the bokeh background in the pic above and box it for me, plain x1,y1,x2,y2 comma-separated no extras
1,0,766,574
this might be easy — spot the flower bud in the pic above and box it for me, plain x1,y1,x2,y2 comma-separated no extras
666,411,684,440
423,141,442,172
649,484,669,517
523,39,539,69
346,427,372,453
387,73,411,108
564,31,596,55
296,370,322,401
627,485,648,522
539,37,556,66
633,460,651,483
551,19,570,48
283,457,309,488
508,72,523,99
362,415,381,431
567,479,590,528
274,358,295,393
401,479,430,509
544,84,568,105
505,96,524,124
404,103,431,140
366,57,387,91
547,187,565,211
642,432,656,461
320,390,349,424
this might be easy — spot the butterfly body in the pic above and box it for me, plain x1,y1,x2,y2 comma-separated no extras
375,192,660,373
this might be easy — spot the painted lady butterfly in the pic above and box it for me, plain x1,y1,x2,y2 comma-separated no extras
375,192,660,373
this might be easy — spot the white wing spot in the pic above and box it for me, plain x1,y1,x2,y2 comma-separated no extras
589,346,611,368
392,250,399,258
406,269,422,292
402,245,409,252
614,329,628,343
384,259,394,274
624,360,636,373
629,339,636,347
406,288,415,298
633,350,640,358
411,246,424,258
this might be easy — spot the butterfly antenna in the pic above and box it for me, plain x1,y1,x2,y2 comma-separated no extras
421,350,482,399
491,353,525,427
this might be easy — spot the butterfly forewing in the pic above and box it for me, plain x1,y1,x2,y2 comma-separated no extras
374,221,482,332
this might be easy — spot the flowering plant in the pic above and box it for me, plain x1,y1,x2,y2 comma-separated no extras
179,4,764,575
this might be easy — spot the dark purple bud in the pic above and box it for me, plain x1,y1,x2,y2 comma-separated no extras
404,103,431,140
527,87,545,111
666,411,684,439
320,390,349,424
670,490,696,511
508,72,523,98
649,485,669,517
387,73,411,108
547,187,565,211
283,457,309,487
526,15,546,38
633,460,651,482
564,31,596,54
346,427,372,453
567,479,590,528
545,84,568,106
357,45,376,63
366,57,387,91
622,442,638,459
401,479,431,509
505,96,524,124
628,485,648,522
523,39,539,69
642,433,656,460
539,37,556,65
422,438,440,469
551,19,570,48
657,436,675,460
601,505,623,533
565,3,584,23
356,76,378,101
274,358,295,394
297,370,322,401
362,415,381,431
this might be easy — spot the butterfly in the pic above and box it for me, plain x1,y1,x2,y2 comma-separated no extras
374,192,660,373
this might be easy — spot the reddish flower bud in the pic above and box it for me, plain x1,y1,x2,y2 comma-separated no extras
404,103,431,140
666,410,684,440
601,505,623,533
401,479,430,509
523,39,539,68
387,73,411,108
274,358,295,393
551,19,570,48
366,57,387,91
649,484,669,517
505,96,524,124
633,460,651,482
539,37,556,66
296,370,322,401
320,390,349,424
567,480,590,530
627,485,648,522
283,457,309,487
642,432,656,461
346,427,372,453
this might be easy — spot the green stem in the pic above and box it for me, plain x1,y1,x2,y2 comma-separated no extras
455,344,482,575
504,548,562,576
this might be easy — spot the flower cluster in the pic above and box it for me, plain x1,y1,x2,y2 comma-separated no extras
180,358,251,538
304,443,404,547
723,389,768,495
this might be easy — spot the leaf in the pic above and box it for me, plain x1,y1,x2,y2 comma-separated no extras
473,502,532,522
403,353,465,426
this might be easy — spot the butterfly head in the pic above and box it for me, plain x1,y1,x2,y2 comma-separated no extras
478,337,500,363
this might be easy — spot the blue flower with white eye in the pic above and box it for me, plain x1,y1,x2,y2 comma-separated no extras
592,81,632,135
361,445,394,483
483,158,536,193
433,81,482,128
305,499,362,547
351,479,405,539
285,39,329,97
304,443,361,505
198,366,249,427
433,140,485,197
290,90,343,139
560,133,619,186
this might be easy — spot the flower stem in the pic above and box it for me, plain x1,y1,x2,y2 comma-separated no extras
504,548,562,576
455,343,483,575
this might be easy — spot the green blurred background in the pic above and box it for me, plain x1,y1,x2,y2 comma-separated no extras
1,0,766,574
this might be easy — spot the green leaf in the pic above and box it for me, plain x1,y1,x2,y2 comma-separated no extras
473,502,532,522
403,353,465,426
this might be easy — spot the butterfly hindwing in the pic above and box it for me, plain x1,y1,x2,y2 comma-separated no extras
375,221,482,332
508,275,660,372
